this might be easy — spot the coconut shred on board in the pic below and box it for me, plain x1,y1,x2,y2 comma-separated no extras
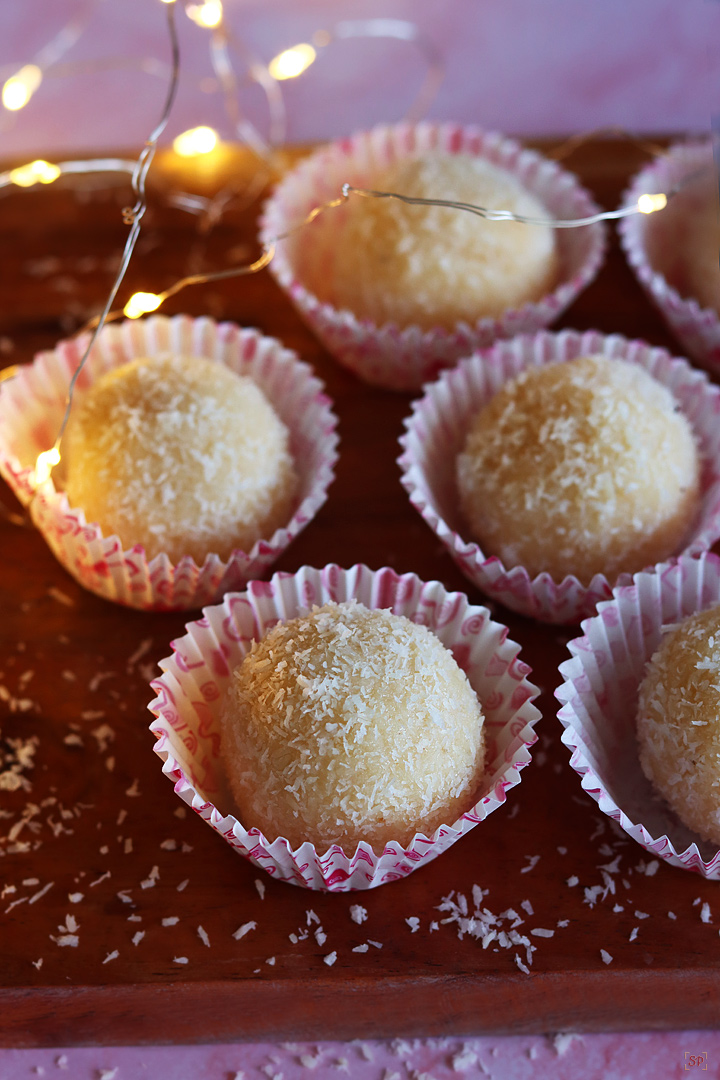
436,888,541,973
3,648,712,988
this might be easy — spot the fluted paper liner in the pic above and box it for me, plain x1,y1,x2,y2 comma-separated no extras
619,140,720,372
399,328,720,624
261,121,606,391
0,315,339,610
556,552,720,878
148,564,541,891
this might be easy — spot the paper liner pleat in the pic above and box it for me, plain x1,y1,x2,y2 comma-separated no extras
618,140,720,373
148,564,541,891
399,328,720,624
0,315,339,610
556,553,720,878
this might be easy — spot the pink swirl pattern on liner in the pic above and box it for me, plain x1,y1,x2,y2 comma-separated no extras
260,121,606,391
147,563,541,892
398,328,720,624
0,315,339,611
556,552,720,879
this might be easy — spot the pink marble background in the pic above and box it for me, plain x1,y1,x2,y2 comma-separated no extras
2,1032,720,1079
0,0,718,158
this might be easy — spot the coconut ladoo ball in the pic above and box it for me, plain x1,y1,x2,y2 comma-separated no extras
296,152,558,331
61,354,297,564
637,605,720,845
220,601,485,852
456,356,701,584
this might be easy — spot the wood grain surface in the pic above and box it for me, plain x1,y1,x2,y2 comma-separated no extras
1,138,719,1048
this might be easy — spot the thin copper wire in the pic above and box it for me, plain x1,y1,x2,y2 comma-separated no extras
52,0,180,451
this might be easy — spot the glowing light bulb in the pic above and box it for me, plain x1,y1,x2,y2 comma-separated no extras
172,126,219,157
2,64,42,111
268,43,316,81
637,192,668,214
186,0,223,28
9,159,61,188
124,292,163,319
35,447,61,486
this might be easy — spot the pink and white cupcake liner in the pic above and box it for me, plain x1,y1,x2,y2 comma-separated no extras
147,563,541,891
399,328,720,624
260,121,606,391
0,315,339,610
556,552,720,878
619,140,720,372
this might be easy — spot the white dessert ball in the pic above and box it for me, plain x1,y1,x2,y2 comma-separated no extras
637,605,720,845
456,355,701,583
221,601,485,851
62,353,297,564
296,151,558,331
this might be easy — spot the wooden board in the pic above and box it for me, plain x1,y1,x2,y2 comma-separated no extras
1,138,720,1048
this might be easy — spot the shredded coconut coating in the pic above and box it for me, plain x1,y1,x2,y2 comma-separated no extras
61,354,297,564
637,605,720,845
296,152,558,331
456,356,700,583
221,601,485,852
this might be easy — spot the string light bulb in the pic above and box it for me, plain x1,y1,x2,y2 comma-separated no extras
637,191,668,214
2,64,43,111
124,292,163,319
172,125,219,156
186,1,223,28
34,447,61,486
9,160,61,187
268,43,317,81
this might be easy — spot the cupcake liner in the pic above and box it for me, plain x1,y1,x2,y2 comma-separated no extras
399,328,720,624
619,140,720,371
260,121,606,391
556,552,720,878
147,563,541,891
0,315,339,610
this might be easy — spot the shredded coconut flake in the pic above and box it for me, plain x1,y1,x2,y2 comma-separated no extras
233,921,257,941
451,1050,478,1072
553,1033,584,1057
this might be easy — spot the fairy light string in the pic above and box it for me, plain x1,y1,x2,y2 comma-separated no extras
33,0,181,486
0,146,681,528
0,3,710,496
340,182,670,228
77,173,676,331
1,0,99,117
